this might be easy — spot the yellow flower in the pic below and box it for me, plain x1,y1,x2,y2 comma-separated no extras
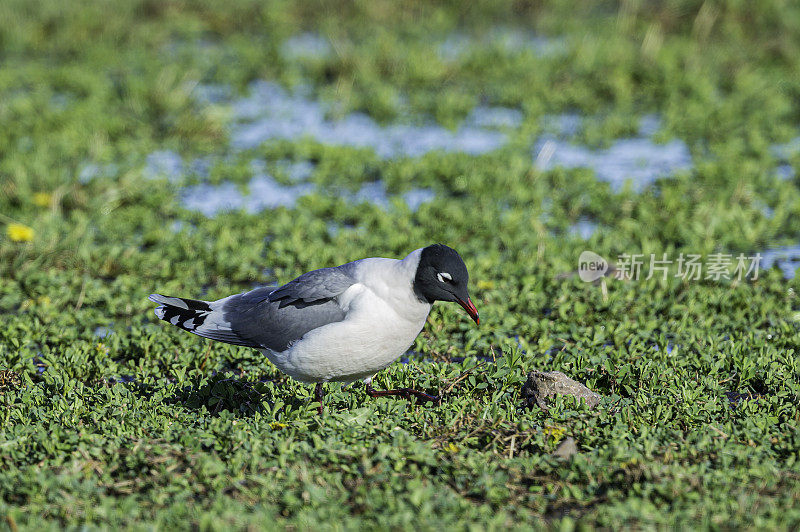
6,223,34,242
33,193,52,207
19,295,50,311
543,426,567,443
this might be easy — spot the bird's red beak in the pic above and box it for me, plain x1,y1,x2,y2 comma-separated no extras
457,297,479,325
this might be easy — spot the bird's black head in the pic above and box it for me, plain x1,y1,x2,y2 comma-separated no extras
413,244,479,325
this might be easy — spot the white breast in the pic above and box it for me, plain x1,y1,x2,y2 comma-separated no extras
260,249,431,383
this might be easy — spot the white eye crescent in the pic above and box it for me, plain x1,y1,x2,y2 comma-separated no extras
437,272,452,283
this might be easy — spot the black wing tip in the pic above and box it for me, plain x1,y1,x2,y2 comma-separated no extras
153,305,208,330
147,293,212,312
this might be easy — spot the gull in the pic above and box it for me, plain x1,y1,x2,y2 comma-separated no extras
149,244,479,410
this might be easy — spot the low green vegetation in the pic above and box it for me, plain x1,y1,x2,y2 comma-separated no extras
1,0,799,529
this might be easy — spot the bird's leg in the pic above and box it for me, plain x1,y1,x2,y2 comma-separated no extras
365,382,440,404
314,382,325,415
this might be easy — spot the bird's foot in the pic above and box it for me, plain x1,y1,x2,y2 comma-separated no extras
314,382,325,415
365,383,440,405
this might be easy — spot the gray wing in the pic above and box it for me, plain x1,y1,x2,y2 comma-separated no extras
267,264,357,307
221,263,358,351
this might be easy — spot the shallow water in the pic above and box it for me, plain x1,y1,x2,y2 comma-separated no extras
180,181,247,217
281,33,333,60
147,144,438,216
145,150,184,182
144,81,798,225
541,113,583,137
180,177,315,217
771,137,800,161
534,116,693,191
437,28,565,62
776,164,795,180
78,163,102,183
758,245,800,279
569,218,599,240
349,181,435,211
179,173,435,217
771,137,798,180
467,106,524,129
402,188,437,211
93,326,113,338
153,80,711,205
78,162,120,183
226,81,510,157
272,159,316,182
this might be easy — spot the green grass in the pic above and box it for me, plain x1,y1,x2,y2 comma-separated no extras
2,0,800,529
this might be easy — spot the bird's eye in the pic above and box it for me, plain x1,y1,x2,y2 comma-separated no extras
437,272,453,284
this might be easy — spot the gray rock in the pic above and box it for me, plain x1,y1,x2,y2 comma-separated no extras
521,370,601,409
553,437,578,459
